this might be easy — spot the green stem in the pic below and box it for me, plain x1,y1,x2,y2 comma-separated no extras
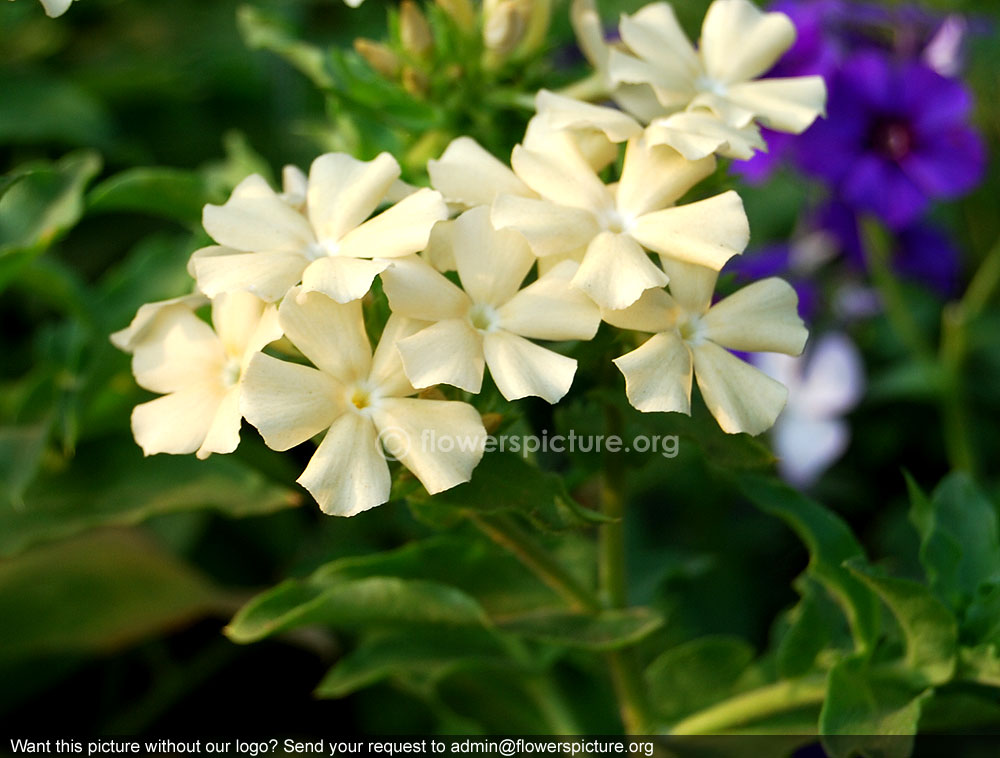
669,677,828,735
600,403,652,735
468,512,600,613
939,304,976,474
960,234,1000,320
861,219,932,362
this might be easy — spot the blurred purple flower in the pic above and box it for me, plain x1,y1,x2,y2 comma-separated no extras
753,332,865,487
797,51,985,228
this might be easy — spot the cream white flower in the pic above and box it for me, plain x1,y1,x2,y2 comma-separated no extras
189,152,447,304
609,0,826,135
240,288,487,516
491,133,749,310
381,207,601,403
114,292,281,459
605,259,808,435
38,0,74,17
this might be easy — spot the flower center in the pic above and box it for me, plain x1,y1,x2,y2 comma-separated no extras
221,357,242,388
305,239,341,261
600,207,634,235
871,119,914,161
468,302,500,333
678,313,707,346
347,381,380,415
695,75,728,98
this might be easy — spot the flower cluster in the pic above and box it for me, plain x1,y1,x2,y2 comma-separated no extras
113,0,816,516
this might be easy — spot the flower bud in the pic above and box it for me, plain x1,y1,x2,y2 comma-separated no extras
400,0,434,60
401,66,430,97
435,0,476,34
354,38,401,79
483,0,527,56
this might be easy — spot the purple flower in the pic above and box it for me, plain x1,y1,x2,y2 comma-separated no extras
797,51,986,228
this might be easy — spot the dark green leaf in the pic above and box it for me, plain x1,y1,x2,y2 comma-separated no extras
226,576,487,644
0,437,300,557
498,607,663,651
646,636,755,721
907,472,1000,610
957,643,1000,687
0,530,223,662
820,656,931,758
0,75,112,147
739,474,880,651
777,580,837,679
845,559,957,686
88,167,214,226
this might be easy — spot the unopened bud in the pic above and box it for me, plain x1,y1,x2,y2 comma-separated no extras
435,0,476,33
483,0,527,56
401,66,430,97
354,38,401,79
481,413,504,435
400,0,434,59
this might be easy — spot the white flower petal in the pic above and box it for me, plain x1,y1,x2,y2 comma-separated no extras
428,137,532,207
240,353,344,450
203,183,315,254
111,294,208,352
483,330,578,403
298,412,391,517
189,246,307,302
397,319,485,393
131,308,225,395
617,138,715,218
196,386,243,459
132,388,225,457
369,314,425,398
774,415,849,488
703,277,808,355
796,333,865,417
699,0,796,84
337,188,448,260
613,331,692,413
300,256,391,304
211,291,269,360
619,2,700,89
631,190,749,270
307,152,400,243
534,90,643,143
491,195,600,258
371,398,486,494
573,231,669,310
380,256,470,321
659,258,719,315
510,143,609,215
607,49,693,111
571,0,611,71
423,220,457,272
645,111,766,160
692,341,788,435
453,206,535,307
724,76,827,134
278,287,371,382
601,286,678,333
498,260,601,341
39,0,74,18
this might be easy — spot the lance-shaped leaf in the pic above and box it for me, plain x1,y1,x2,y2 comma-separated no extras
739,474,880,651
845,559,958,686
497,607,663,651
89,168,215,227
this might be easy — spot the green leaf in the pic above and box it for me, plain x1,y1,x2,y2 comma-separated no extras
0,151,101,289
88,167,213,226
907,472,1000,610
411,451,606,531
226,576,487,644
0,436,300,557
646,636,755,721
315,628,511,698
739,474,880,651
236,6,332,90
776,580,838,679
820,656,931,758
957,643,1000,687
0,530,223,662
0,423,49,510
497,607,663,651
0,75,112,147
845,559,957,686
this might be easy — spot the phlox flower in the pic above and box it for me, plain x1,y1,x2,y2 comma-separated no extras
112,292,281,460
189,152,447,304
491,132,749,310
752,333,864,486
608,0,826,138
380,207,601,404
605,259,808,435
240,288,487,516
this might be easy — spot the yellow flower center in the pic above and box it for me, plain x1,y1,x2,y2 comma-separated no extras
678,313,707,346
468,302,500,333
